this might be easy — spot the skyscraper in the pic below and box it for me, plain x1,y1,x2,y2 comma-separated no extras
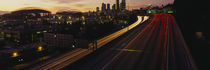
112,4,116,11
115,0,120,10
96,7,99,12
102,3,106,12
107,3,110,11
121,0,126,11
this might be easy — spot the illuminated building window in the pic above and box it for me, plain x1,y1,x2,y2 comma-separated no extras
83,22,86,25
58,16,62,19
69,16,72,19
40,13,44,16
1,32,4,35
76,18,80,21
69,21,72,24
6,34,11,38
80,27,83,31
43,30,47,33
82,16,85,20
168,11,173,13
54,34,56,38
38,18,41,21
36,32,41,34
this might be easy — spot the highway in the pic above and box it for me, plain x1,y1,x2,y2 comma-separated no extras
89,16,149,48
30,48,90,70
64,14,198,70
30,16,148,70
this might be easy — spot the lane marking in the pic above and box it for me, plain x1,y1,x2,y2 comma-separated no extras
100,15,157,70
111,48,144,52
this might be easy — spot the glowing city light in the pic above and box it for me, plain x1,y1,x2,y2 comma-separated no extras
12,52,19,57
69,16,72,19
38,46,43,52
72,45,75,48
82,16,85,20
83,22,86,25
37,31,41,34
54,34,57,38
58,16,62,19
43,30,47,33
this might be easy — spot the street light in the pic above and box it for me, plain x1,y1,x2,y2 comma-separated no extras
12,52,19,57
72,45,75,48
38,46,43,52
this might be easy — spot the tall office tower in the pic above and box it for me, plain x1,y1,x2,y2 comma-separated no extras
115,0,120,10
102,3,106,12
121,0,126,10
96,7,99,12
107,3,110,11
112,4,116,11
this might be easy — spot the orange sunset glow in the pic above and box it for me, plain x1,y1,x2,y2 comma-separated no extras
0,0,174,14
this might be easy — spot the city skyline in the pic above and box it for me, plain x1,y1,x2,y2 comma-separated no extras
0,0,208,70
0,0,174,14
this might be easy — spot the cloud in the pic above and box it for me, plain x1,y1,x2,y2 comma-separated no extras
53,6,72,12
52,6,80,12
73,3,86,7
45,0,85,4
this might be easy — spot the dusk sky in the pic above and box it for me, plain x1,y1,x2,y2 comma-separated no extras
0,0,174,14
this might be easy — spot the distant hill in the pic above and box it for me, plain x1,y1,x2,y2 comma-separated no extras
0,11,10,15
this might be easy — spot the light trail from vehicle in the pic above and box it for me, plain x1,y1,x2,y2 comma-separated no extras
65,14,198,70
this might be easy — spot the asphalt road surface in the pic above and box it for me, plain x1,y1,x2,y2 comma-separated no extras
64,14,197,70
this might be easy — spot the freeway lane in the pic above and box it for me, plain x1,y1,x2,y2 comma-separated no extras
30,16,148,70
64,14,197,70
